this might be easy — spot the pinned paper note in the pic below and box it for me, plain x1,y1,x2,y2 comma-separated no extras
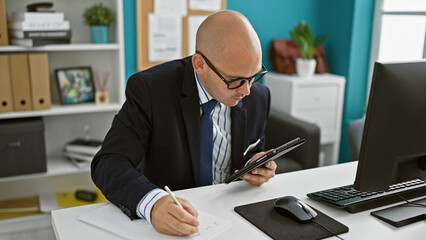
188,16,207,56
154,0,187,16
78,203,231,239
189,0,221,11
148,14,182,62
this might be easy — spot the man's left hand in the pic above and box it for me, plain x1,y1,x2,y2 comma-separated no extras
241,151,277,186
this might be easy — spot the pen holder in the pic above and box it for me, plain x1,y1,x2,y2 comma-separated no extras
95,91,109,105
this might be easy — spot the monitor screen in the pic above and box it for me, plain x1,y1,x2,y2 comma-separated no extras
354,60,426,192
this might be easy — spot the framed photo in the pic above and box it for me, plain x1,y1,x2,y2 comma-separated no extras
55,67,96,105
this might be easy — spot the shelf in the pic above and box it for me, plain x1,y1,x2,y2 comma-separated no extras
0,43,120,52
0,156,89,183
0,1,124,232
0,103,121,119
47,155,90,177
0,213,52,235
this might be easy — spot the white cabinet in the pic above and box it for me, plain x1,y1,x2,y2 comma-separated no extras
0,0,124,234
264,73,345,166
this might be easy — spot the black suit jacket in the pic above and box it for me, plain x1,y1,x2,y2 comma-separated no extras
91,56,271,219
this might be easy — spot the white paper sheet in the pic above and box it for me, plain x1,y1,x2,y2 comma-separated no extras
189,0,221,11
154,0,187,16
188,16,207,55
148,14,182,62
78,203,231,240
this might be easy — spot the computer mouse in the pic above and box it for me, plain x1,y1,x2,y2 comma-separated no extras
274,196,317,223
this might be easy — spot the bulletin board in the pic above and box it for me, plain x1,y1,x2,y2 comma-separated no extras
136,0,227,71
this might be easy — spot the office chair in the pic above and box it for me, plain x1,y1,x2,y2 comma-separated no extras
265,113,320,173
347,118,365,161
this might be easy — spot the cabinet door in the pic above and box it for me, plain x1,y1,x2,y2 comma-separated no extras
293,85,338,111
293,110,337,143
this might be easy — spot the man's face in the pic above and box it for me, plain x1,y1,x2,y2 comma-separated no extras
199,53,261,107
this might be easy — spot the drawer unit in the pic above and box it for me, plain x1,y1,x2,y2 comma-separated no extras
264,73,345,165
294,110,337,143
294,86,338,110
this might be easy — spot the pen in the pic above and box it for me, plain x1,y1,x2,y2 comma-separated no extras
164,186,183,208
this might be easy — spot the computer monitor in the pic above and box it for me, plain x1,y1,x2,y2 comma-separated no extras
354,60,426,192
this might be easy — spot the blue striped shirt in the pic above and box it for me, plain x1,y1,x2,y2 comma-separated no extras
194,70,232,184
136,70,232,222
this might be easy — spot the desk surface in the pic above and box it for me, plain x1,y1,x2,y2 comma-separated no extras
51,162,426,240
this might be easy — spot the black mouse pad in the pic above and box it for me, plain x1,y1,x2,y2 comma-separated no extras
234,198,349,240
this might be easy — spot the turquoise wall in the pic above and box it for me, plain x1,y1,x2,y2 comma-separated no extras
339,0,374,163
228,0,374,163
123,0,137,81
227,0,323,70
122,0,375,163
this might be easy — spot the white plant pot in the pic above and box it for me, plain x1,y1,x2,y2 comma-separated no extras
296,58,317,78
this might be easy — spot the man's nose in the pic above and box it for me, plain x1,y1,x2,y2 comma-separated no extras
237,81,251,96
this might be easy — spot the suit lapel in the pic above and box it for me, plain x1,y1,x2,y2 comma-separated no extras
180,59,201,186
231,101,247,172
179,57,249,183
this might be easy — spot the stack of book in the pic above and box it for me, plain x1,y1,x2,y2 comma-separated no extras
0,196,41,220
63,138,102,167
8,11,71,47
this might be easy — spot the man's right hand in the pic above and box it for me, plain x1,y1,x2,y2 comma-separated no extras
151,195,199,236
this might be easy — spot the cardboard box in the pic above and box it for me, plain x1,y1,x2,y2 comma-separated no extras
0,117,47,177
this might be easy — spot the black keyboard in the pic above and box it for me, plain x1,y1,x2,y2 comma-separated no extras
307,179,426,213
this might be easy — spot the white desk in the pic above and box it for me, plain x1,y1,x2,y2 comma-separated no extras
51,162,426,239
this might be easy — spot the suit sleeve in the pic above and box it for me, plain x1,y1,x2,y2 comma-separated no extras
91,73,158,219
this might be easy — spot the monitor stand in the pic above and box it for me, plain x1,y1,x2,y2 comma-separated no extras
370,197,426,227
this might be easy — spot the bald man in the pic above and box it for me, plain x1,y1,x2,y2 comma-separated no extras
91,10,275,236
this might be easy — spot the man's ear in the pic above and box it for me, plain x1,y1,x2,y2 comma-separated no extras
192,54,206,74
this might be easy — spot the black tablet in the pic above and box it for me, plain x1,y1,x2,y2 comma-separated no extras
224,137,306,184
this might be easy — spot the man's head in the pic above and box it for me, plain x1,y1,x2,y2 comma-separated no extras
192,10,264,107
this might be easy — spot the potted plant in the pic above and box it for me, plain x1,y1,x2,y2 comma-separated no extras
289,21,328,77
83,3,114,44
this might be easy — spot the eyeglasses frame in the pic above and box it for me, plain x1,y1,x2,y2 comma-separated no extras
195,50,268,90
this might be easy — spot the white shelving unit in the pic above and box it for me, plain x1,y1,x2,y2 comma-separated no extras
264,73,346,166
0,0,125,235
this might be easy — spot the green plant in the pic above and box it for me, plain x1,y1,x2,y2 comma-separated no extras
289,21,328,59
83,3,114,26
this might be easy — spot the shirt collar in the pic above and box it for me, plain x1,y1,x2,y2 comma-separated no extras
194,70,213,105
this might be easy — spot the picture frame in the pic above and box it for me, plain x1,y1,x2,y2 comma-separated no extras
54,66,96,105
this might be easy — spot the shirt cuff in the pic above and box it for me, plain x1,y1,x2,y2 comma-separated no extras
136,188,168,224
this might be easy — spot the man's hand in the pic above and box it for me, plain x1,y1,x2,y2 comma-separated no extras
242,151,277,186
151,195,199,236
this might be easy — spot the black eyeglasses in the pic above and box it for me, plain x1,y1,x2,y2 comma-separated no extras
196,50,267,90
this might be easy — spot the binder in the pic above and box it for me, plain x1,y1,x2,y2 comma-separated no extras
28,53,52,110
0,55,14,113
0,0,9,45
9,54,33,111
